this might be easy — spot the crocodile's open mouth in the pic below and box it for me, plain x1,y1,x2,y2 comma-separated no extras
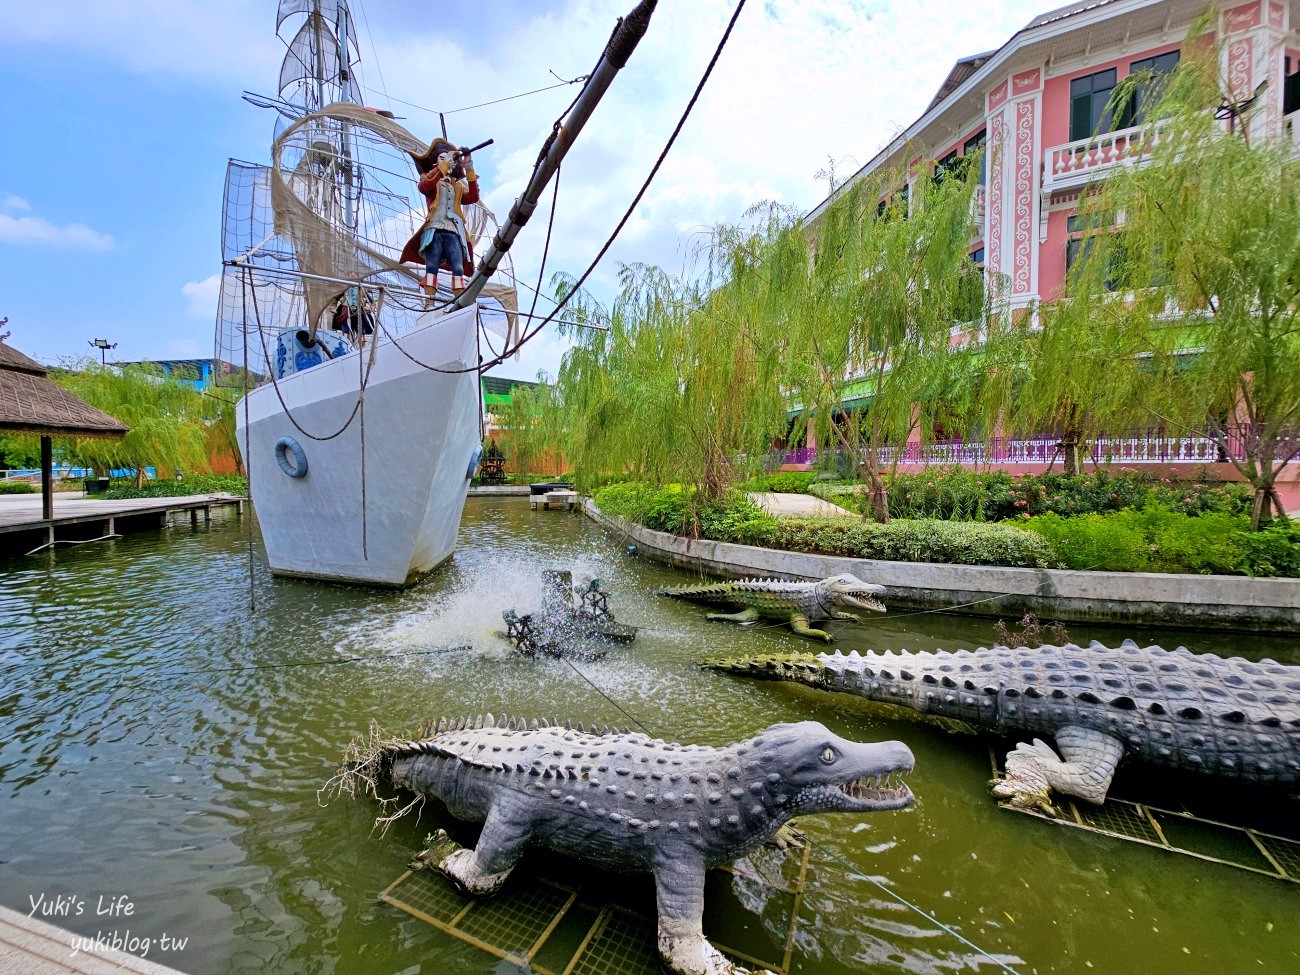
834,768,914,810
839,593,887,614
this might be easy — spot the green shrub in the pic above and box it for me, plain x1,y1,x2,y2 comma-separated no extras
594,483,778,542
769,517,1060,569
888,467,1011,520
697,494,778,546
1020,512,1155,572
103,474,248,500
1237,522,1300,577
1021,506,1297,576
884,466,1251,522
736,472,814,494
808,483,868,510
0,480,36,494
765,471,817,494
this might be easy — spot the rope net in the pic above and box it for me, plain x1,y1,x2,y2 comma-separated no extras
214,102,518,387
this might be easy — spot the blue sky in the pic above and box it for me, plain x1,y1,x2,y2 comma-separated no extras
0,0,1043,380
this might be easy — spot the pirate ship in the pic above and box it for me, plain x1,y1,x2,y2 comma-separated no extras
214,0,654,586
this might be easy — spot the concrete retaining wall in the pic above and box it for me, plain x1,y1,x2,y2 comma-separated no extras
584,500,1300,634
467,486,530,496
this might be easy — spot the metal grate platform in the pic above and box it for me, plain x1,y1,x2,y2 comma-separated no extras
379,840,812,975
990,750,1300,884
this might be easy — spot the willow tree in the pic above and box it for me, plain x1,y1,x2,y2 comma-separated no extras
494,378,563,478
532,249,789,502
977,199,1166,476
784,156,986,521
1032,30,1300,525
54,361,210,485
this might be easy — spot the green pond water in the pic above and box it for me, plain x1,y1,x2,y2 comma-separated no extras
0,497,1296,975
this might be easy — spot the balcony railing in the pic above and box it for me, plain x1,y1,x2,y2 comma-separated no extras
1042,123,1164,195
779,430,1285,468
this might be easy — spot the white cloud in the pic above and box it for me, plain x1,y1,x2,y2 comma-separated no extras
3,195,30,211
0,213,114,251
181,274,221,317
0,1,280,86
1,0,1045,373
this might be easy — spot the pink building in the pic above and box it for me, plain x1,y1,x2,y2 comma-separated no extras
800,0,1300,507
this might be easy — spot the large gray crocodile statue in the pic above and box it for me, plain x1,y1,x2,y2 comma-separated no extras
337,715,914,975
704,641,1300,810
659,574,886,641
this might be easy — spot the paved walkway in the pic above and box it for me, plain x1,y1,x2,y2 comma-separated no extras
0,906,188,974
747,491,856,518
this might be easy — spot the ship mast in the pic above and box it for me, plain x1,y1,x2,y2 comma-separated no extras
452,0,657,310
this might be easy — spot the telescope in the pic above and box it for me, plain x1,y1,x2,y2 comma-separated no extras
454,139,494,160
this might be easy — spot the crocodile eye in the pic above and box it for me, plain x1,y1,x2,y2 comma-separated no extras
820,747,835,765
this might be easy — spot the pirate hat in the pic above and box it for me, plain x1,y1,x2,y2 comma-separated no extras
411,137,458,174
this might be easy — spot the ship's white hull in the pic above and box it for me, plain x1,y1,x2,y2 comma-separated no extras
236,305,482,587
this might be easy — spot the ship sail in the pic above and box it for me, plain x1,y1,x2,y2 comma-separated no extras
216,0,655,587
214,0,519,385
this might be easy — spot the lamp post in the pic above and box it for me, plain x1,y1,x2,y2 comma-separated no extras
89,337,117,366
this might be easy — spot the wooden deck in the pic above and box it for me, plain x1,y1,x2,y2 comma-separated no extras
0,906,190,974
0,493,245,554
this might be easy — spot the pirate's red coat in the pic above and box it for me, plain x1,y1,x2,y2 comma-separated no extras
399,168,480,268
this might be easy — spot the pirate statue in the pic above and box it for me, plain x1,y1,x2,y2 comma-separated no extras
399,138,480,296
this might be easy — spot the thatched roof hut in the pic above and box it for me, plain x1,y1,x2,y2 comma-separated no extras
0,338,128,519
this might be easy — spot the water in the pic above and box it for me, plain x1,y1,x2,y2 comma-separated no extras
0,498,1295,974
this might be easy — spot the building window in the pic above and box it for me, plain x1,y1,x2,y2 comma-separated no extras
964,130,987,185
1118,50,1180,128
1069,68,1118,141
933,149,964,184
1066,212,1126,290
1285,57,1300,116
955,248,986,322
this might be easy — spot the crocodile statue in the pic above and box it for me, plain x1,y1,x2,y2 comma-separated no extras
659,574,886,641
335,715,914,975
703,641,1300,810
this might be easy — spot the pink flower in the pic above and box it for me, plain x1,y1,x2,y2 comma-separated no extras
1014,499,1027,507
927,481,934,487
1183,497,1194,503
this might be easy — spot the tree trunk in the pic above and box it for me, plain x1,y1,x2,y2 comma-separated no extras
866,477,890,522
857,452,891,523
1060,429,1082,476
1249,485,1274,531
136,467,145,489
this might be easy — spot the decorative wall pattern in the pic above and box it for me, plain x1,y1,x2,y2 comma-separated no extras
988,81,1008,112
987,110,1005,287
1224,1,1262,32
1012,99,1036,296
1227,36,1254,99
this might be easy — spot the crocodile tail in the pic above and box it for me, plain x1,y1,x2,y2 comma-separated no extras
701,652,829,686
657,583,744,605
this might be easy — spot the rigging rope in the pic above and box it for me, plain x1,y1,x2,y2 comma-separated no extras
247,266,377,442
359,78,584,119
485,0,751,370
373,0,750,377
